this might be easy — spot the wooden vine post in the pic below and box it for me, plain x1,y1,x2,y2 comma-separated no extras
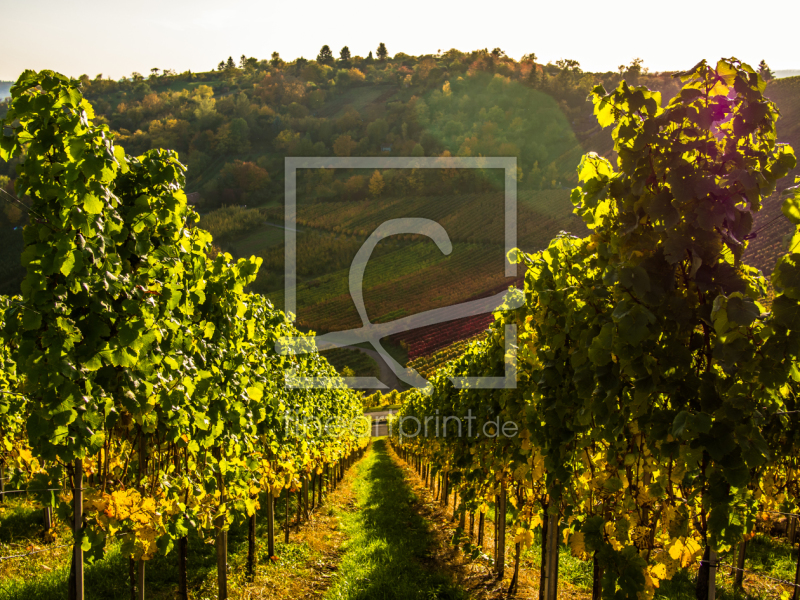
136,433,146,600
591,551,603,600
731,540,747,588
709,549,718,600
541,513,559,600
43,506,52,537
176,450,188,600
303,477,309,519
285,488,290,543
178,537,188,600
72,458,84,600
495,487,506,579
214,447,228,600
792,546,800,600
267,489,276,558
247,509,257,580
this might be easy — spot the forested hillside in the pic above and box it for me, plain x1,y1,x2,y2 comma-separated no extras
1,51,797,340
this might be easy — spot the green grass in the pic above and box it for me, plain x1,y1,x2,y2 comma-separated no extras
227,223,285,256
323,439,465,600
737,533,799,583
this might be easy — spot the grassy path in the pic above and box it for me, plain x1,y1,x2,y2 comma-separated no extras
323,439,466,600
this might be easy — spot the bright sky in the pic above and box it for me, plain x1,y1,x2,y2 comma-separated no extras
2,0,798,81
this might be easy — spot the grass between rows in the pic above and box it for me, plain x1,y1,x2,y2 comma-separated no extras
323,438,465,600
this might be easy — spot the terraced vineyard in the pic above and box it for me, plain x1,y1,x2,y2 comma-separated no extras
406,332,487,379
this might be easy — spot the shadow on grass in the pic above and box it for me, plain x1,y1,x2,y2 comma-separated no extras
324,438,465,600
0,498,49,545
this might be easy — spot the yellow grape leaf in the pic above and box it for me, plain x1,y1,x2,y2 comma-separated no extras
569,531,586,558
649,563,666,586
514,528,534,548
667,538,702,567
245,497,259,516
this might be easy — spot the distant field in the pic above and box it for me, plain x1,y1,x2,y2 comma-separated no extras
245,188,585,334
277,189,582,248
268,240,511,332
319,347,380,378
227,224,285,256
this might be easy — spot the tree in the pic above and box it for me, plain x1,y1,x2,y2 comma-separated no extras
218,160,270,203
270,51,284,69
218,118,251,153
623,57,644,84
150,68,160,76
344,174,366,199
367,50,374,62
218,61,225,71
335,70,351,86
367,118,389,144
368,170,385,197
758,59,773,81
519,53,540,85
293,57,309,74
226,56,235,69
239,54,247,68
376,43,388,61
317,45,334,67
555,58,581,72
339,46,351,63
333,135,357,157
148,118,191,153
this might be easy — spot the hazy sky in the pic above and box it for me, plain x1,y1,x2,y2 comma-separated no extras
2,0,798,81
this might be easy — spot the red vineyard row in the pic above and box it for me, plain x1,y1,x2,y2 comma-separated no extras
391,277,523,359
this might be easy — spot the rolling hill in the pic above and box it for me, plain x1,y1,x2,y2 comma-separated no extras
1,60,798,370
